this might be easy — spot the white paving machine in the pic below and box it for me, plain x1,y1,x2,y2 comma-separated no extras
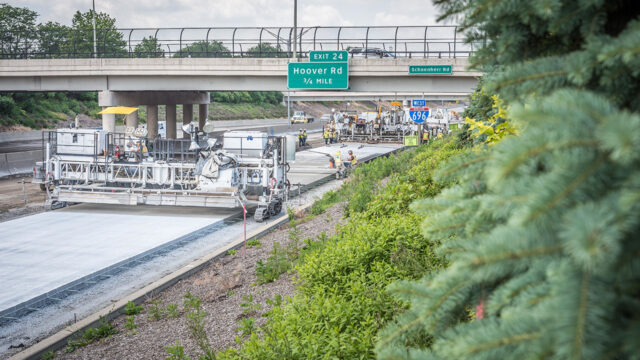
333,106,418,143
33,126,294,222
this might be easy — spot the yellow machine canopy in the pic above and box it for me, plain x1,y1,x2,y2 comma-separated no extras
98,106,138,115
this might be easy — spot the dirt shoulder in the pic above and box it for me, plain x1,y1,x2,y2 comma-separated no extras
0,175,48,223
53,203,346,360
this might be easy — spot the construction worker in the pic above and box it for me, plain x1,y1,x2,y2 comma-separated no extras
302,130,307,147
422,131,429,143
332,130,338,144
346,150,357,168
141,141,149,158
323,127,330,145
298,129,304,147
334,150,342,166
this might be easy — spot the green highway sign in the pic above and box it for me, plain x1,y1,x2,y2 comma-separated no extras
288,62,349,89
309,50,348,62
409,65,453,75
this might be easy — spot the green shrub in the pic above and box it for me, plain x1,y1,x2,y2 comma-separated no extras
124,315,137,335
183,291,215,360
166,341,191,360
166,303,179,318
65,317,117,353
240,294,262,316
236,317,257,338
124,301,143,315
148,300,165,321
41,350,55,360
218,138,460,359
255,242,291,284
246,238,261,248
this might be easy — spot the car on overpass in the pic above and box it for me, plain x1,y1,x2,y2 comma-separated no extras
348,47,395,58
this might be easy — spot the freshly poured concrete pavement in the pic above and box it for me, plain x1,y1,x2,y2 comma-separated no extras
0,205,232,312
0,142,401,315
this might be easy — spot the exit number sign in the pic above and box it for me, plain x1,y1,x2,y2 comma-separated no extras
309,50,348,62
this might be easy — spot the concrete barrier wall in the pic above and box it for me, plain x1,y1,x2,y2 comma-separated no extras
0,150,41,178
0,131,42,143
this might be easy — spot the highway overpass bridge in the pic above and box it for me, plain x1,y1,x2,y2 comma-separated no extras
0,57,479,136
0,25,481,136
0,58,478,93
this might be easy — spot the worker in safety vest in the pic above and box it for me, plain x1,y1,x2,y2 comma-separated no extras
332,130,338,144
298,130,304,147
334,150,342,165
323,128,330,145
346,150,357,167
302,130,307,146
141,141,149,158
422,131,429,143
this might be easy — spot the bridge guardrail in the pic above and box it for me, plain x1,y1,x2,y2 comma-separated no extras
0,26,476,59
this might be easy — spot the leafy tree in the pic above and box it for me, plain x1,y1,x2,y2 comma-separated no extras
0,3,38,58
134,36,164,58
173,40,230,58
376,1,640,359
245,42,286,58
35,21,71,58
68,10,126,58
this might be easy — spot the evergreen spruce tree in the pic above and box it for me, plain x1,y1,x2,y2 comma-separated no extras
376,1,640,359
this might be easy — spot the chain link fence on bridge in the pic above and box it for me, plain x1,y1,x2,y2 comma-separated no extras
0,26,476,59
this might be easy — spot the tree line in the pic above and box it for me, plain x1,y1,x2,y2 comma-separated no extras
0,3,287,58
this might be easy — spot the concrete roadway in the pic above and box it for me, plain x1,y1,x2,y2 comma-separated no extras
0,141,400,316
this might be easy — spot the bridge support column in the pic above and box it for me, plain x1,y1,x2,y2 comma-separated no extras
102,112,116,133
182,104,193,139
125,111,138,130
166,104,177,139
198,104,208,131
147,105,158,139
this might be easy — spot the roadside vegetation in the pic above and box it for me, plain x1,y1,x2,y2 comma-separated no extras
216,136,465,359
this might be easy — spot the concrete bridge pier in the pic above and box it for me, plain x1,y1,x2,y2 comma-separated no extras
98,91,210,140
182,104,193,139
166,104,177,139
146,105,158,139
102,112,116,133
199,104,208,131
125,111,138,130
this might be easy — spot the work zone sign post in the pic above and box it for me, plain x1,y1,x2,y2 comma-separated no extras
288,50,349,90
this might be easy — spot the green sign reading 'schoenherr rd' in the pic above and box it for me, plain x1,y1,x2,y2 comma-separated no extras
409,65,453,75
288,62,349,89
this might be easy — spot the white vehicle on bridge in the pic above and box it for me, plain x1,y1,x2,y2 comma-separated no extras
32,126,294,222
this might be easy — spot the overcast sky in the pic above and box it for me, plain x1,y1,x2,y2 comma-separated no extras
7,0,446,28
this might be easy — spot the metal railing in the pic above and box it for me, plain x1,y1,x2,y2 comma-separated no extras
0,25,474,59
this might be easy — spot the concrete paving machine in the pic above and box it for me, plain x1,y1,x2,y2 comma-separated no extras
32,127,294,222
333,106,417,143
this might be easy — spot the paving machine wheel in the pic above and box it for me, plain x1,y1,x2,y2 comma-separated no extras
254,207,269,222
268,199,282,216
51,201,67,210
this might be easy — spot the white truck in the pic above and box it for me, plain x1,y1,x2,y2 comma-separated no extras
291,111,314,124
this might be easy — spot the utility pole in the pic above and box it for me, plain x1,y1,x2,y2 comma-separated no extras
92,0,97,58
292,0,297,60
289,0,297,128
